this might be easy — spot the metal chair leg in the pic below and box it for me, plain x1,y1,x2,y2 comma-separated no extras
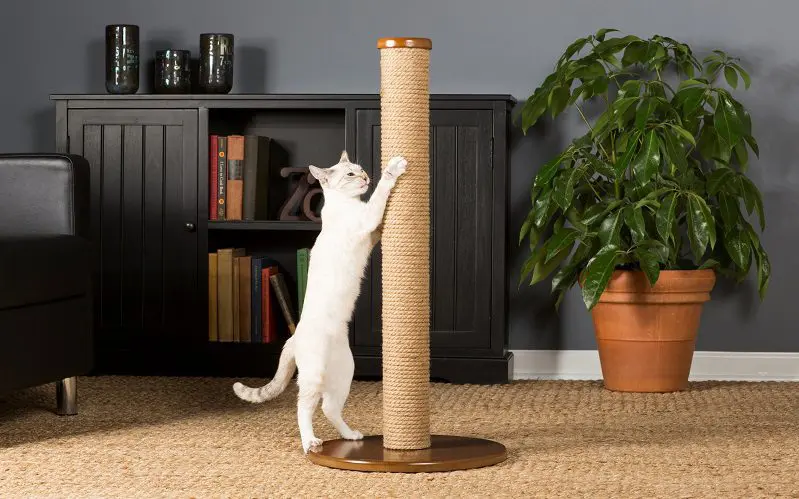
56,377,77,416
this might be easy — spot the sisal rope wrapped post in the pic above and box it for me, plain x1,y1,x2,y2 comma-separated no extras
378,37,432,450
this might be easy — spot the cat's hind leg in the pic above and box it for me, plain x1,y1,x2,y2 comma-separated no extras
322,339,362,441
296,366,324,453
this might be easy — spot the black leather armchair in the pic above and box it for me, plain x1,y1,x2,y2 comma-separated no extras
0,153,93,415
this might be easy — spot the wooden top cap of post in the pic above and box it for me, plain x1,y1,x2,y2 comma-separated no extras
377,37,432,49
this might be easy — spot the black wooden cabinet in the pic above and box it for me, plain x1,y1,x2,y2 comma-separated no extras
53,94,513,383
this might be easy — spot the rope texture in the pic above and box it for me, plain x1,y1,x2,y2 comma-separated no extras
379,46,431,450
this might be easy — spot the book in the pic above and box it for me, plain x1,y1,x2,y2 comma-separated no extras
243,135,272,220
262,266,279,343
233,256,241,341
238,255,252,343
226,135,245,220
209,135,219,220
297,248,310,316
217,136,228,220
217,247,244,341
208,252,218,341
251,257,265,343
270,272,297,335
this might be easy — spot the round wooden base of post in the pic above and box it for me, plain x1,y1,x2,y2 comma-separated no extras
307,435,507,473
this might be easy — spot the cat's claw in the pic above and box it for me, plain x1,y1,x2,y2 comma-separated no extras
303,437,324,454
386,156,408,179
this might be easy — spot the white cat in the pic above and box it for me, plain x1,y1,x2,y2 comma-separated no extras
233,150,407,453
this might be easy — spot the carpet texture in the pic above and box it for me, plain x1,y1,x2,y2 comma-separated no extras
1,377,798,498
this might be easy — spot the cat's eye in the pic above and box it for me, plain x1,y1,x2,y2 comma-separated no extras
347,172,355,176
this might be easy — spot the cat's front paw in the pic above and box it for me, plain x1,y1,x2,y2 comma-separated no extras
385,156,408,180
302,437,324,454
342,429,364,441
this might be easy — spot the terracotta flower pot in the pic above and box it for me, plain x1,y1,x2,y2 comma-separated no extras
589,269,716,393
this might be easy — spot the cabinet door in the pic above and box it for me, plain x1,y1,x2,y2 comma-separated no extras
354,108,494,353
67,109,199,342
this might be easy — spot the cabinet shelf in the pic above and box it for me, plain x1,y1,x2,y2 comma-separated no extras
208,220,322,231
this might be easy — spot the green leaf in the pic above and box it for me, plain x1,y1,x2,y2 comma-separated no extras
715,93,744,147
637,239,671,263
613,130,641,177
734,141,749,171
738,176,766,230
724,66,739,89
698,258,721,270
519,210,536,245
617,80,642,99
674,86,706,115
744,134,760,158
631,130,661,185
549,85,571,118
635,248,661,286
599,209,624,246
559,37,589,65
572,61,607,80
718,192,741,231
624,205,647,243
594,28,619,41
669,124,697,146
754,244,771,300
544,228,580,263
533,190,553,228
520,245,544,287
521,93,549,132
679,78,708,90
635,98,657,131
656,192,678,242
535,153,564,188
661,129,688,174
531,245,571,285
731,62,751,89
706,167,736,195
622,41,648,66
589,156,616,179
581,246,621,310
686,193,717,260
724,230,751,270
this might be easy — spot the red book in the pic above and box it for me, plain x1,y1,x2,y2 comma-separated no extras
261,266,279,343
209,135,219,220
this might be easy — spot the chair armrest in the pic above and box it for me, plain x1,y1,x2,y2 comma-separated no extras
0,153,90,238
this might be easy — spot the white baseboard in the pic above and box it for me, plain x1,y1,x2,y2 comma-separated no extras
511,350,799,381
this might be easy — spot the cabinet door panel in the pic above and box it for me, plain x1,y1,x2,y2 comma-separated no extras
67,109,199,341
354,108,493,352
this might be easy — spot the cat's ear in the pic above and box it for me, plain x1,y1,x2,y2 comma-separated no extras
339,150,350,163
308,165,329,186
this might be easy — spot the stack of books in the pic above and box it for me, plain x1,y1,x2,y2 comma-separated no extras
208,248,311,343
210,134,271,221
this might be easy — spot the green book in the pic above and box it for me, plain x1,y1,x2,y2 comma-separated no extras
297,248,310,316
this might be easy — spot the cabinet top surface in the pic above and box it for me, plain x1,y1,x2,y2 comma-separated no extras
50,93,516,103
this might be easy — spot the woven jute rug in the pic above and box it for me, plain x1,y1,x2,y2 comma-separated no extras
1,376,797,498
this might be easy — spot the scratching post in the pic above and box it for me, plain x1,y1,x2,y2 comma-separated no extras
307,37,507,473
378,36,432,451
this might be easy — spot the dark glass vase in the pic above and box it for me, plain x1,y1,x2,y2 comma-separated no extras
105,24,139,94
154,50,192,94
198,33,234,94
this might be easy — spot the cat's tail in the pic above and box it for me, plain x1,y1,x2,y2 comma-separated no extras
232,336,296,403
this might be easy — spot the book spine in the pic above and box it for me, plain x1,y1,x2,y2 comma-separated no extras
251,257,263,343
233,256,241,342
270,273,296,335
226,135,245,220
261,267,273,343
209,135,218,220
217,248,234,341
243,135,271,220
208,252,218,341
239,255,252,343
297,248,308,316
217,136,227,220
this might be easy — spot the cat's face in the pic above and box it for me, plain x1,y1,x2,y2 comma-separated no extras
308,151,370,197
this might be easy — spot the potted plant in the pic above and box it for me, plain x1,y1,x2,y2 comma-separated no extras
518,29,770,392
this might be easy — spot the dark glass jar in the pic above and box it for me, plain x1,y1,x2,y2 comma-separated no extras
198,33,234,94
154,50,192,94
105,24,139,94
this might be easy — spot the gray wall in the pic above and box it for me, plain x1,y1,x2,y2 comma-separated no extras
2,0,796,351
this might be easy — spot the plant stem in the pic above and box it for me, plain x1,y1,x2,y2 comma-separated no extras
575,104,612,162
